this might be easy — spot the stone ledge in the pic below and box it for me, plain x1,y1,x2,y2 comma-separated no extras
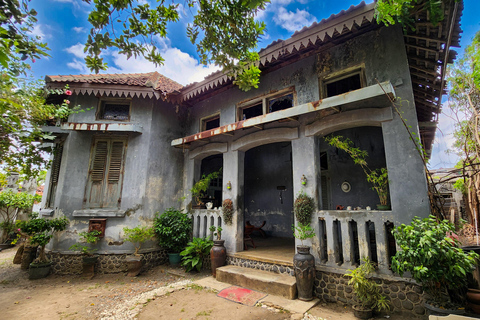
73,209,126,218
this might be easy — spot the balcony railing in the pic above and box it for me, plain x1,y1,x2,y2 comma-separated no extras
191,208,223,239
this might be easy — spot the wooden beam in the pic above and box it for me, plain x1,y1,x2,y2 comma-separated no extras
408,56,442,66
406,44,441,54
405,34,446,43
410,71,438,82
410,65,439,77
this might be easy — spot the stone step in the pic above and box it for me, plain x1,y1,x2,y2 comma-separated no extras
216,265,297,300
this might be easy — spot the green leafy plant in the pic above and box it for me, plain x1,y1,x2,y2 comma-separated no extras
292,223,315,246
294,192,315,225
391,215,479,307
0,190,41,243
69,230,102,256
222,199,234,225
325,135,389,206
345,257,390,312
123,226,155,256
17,215,69,263
153,208,192,253
209,226,223,241
180,237,214,272
190,169,222,206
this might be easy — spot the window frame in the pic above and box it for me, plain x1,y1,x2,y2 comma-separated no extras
319,65,366,99
96,98,132,121
236,87,296,121
45,142,64,208
200,112,221,131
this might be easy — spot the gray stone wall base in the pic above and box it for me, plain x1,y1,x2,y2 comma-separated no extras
46,249,168,275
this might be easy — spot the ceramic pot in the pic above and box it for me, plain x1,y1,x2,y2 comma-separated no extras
126,255,143,277
352,305,373,319
462,246,480,289
82,255,98,279
210,239,226,277
29,261,52,280
293,245,315,301
168,253,181,266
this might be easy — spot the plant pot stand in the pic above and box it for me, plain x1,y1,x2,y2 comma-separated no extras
126,255,143,277
352,305,373,319
29,261,52,280
210,240,226,278
293,245,315,301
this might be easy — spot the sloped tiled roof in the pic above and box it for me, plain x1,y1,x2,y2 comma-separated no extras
45,72,182,99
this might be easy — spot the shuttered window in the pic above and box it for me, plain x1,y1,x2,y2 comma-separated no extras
46,144,64,208
85,137,127,209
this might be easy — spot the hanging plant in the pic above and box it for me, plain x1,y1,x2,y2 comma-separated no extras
294,192,315,225
222,199,234,225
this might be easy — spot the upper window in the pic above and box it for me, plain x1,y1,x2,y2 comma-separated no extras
320,66,365,99
97,99,131,121
201,114,220,131
237,88,295,121
84,136,127,209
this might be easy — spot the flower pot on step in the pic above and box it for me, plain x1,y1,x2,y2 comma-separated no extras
293,245,315,301
126,255,143,277
210,239,226,277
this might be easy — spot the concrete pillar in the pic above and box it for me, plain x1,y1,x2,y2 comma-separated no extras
222,150,245,253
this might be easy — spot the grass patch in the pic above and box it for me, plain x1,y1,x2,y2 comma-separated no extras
196,309,212,316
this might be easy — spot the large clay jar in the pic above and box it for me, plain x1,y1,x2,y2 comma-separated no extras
210,239,226,277
467,288,480,314
293,245,315,301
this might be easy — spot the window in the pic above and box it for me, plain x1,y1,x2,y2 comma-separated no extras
97,99,131,121
320,66,365,98
237,88,295,121
201,114,220,131
84,136,127,209
45,143,64,208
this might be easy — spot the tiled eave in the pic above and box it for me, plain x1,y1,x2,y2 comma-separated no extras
45,82,162,100
177,1,377,103
171,81,395,147
60,122,143,133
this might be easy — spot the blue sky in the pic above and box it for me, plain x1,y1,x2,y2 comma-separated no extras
27,0,480,169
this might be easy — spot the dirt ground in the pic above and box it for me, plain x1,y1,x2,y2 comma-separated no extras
0,246,405,320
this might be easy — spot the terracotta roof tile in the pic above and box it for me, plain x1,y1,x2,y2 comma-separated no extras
45,72,183,94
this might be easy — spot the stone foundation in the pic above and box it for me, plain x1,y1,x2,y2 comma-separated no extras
226,256,294,276
46,249,168,275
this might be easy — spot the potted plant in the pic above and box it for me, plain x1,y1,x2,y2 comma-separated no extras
294,192,315,225
325,136,390,210
345,257,390,319
190,169,222,208
153,208,192,266
123,226,154,276
17,215,69,279
209,226,226,277
292,223,315,301
391,215,479,315
180,237,214,272
222,199,234,225
69,230,102,278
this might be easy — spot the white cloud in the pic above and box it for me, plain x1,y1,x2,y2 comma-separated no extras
273,7,316,32
65,43,87,59
72,27,85,33
30,24,48,40
66,59,90,73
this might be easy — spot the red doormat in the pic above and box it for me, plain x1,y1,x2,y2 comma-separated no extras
217,285,267,306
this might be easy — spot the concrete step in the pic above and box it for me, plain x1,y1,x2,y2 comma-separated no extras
216,265,297,300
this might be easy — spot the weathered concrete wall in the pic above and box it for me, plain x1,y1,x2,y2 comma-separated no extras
43,93,184,254
244,142,294,238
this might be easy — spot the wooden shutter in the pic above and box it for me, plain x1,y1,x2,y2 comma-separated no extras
46,144,63,208
86,137,127,208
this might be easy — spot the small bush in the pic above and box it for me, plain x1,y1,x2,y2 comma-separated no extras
180,237,213,272
294,192,314,225
153,208,192,253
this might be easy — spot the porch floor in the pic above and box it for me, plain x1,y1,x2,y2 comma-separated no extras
231,236,295,266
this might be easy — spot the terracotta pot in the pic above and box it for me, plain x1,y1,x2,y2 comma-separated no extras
467,288,480,314
126,255,143,277
353,305,373,319
293,245,315,301
210,239,226,277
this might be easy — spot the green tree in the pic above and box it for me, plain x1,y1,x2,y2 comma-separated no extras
446,30,480,226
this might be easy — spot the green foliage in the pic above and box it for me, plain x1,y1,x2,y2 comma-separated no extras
191,169,222,206
294,192,315,225
292,223,315,245
123,226,154,256
374,0,449,29
453,178,467,194
391,215,479,304
325,135,389,206
153,208,192,253
180,237,213,272
18,215,69,263
209,225,222,240
345,258,390,312
222,199,234,225
0,190,40,243
69,230,102,256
